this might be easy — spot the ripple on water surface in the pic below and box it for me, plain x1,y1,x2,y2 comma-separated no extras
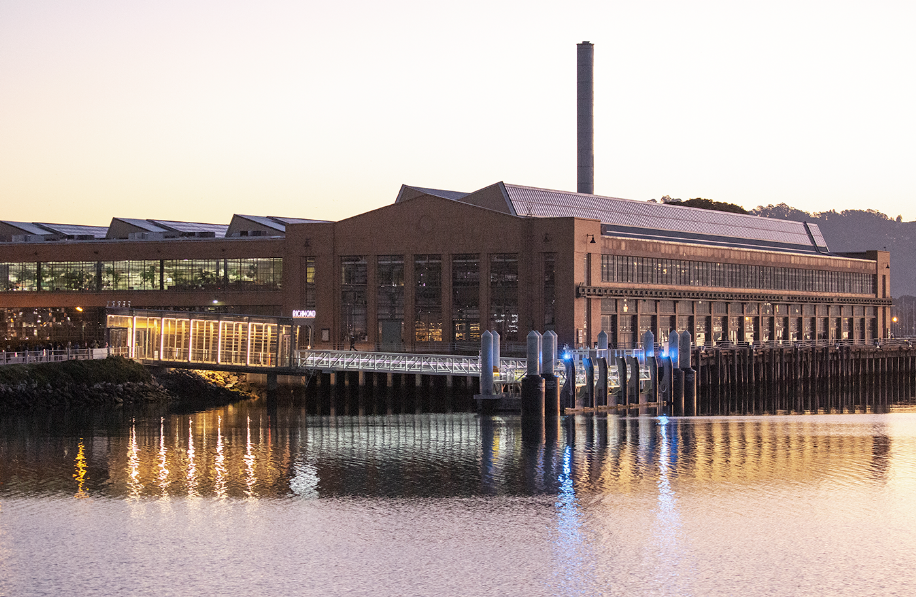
1,405,916,596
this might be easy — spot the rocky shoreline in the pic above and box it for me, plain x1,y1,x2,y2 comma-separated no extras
0,357,262,414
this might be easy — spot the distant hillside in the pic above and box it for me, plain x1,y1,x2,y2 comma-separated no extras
751,203,915,297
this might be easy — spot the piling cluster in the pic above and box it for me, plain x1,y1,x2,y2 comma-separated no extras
692,344,916,414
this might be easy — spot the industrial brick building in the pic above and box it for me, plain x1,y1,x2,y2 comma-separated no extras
0,182,891,352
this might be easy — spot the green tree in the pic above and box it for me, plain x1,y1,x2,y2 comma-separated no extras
680,197,748,214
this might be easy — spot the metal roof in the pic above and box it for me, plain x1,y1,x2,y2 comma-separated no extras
150,220,229,237
411,187,469,201
501,184,830,254
36,222,108,238
235,215,286,232
1,221,52,235
267,216,329,225
394,184,470,203
114,218,170,233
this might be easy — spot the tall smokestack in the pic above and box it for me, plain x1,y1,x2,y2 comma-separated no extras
577,41,594,195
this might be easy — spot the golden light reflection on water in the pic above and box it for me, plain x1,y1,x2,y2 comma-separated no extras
6,406,911,501
127,423,143,499
73,440,88,499
244,416,257,498
157,417,170,495
214,416,227,499
187,419,198,498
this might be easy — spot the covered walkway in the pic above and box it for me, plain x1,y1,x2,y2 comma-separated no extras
107,309,295,368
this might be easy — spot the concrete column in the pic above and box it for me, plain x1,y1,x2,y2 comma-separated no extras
596,357,608,407
481,330,494,396
522,331,545,419
615,356,628,406
627,355,640,405
542,330,560,417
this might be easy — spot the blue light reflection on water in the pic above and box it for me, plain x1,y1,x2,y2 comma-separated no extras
652,414,689,595
552,444,592,596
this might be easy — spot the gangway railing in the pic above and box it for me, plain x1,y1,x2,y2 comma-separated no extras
297,349,480,376
294,349,650,393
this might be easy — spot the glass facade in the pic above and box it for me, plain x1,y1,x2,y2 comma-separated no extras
0,258,282,292
301,257,316,308
414,255,442,342
544,253,556,329
0,307,105,347
594,298,880,348
107,312,291,366
340,256,367,344
452,254,480,342
0,262,38,291
489,253,519,342
377,255,404,347
600,255,874,295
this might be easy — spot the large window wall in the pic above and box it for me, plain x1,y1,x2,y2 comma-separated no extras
489,253,519,342
452,254,480,342
0,306,105,347
414,255,443,342
0,258,282,292
601,255,874,295
340,256,367,343
598,297,880,348
377,255,404,347
302,257,316,308
544,253,556,329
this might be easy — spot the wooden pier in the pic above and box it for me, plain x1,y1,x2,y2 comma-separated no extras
689,344,915,415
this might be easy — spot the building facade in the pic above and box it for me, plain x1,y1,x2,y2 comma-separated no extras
0,184,891,351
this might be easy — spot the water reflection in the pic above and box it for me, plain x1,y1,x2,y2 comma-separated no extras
214,416,227,499
1,405,914,502
553,444,589,595
187,419,198,498
157,417,170,495
3,405,916,597
127,423,142,499
73,439,87,498
652,416,685,592
244,416,256,498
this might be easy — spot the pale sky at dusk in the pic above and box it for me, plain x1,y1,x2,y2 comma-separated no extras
1,0,914,226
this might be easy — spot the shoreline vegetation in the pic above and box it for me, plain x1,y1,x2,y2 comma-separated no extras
0,356,262,414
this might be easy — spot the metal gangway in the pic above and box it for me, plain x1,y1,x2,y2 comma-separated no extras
294,347,653,394
295,349,530,391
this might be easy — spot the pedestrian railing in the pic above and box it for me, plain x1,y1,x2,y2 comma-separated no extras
0,348,111,367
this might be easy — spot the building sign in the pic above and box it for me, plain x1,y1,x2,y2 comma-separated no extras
292,309,316,319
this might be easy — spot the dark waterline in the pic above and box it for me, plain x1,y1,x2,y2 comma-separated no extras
2,398,916,596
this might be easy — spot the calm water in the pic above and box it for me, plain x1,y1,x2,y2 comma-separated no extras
2,401,916,596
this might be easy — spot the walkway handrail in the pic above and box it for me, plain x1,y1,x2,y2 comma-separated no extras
296,349,485,376
0,348,110,367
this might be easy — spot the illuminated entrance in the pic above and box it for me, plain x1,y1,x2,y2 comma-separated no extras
107,309,295,368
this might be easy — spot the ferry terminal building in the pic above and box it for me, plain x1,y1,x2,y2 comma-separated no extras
0,183,891,353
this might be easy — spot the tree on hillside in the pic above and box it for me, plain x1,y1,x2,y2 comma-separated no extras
678,197,749,214
752,203,812,221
